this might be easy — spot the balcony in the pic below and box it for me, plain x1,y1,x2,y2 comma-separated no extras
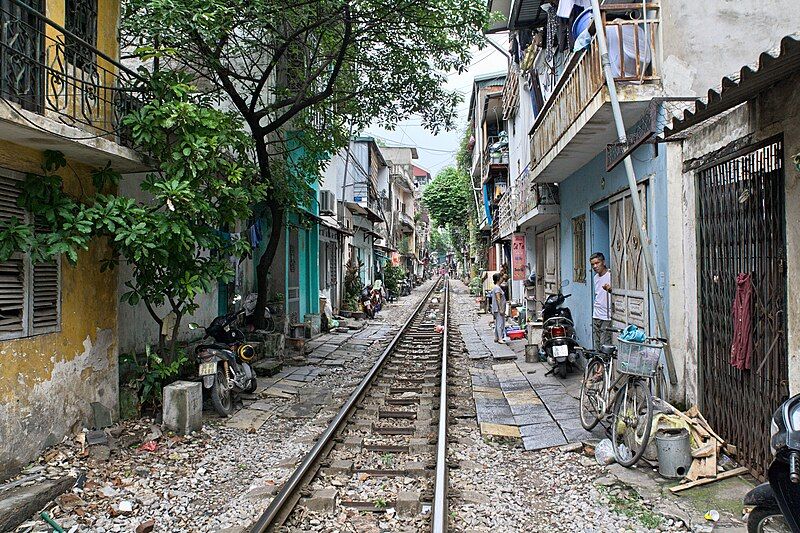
529,4,661,183
399,211,414,231
0,0,145,171
498,191,516,239
516,180,560,230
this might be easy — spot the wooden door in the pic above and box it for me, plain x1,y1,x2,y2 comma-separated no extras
535,226,560,317
608,186,647,330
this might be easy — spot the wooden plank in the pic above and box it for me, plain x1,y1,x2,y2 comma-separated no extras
670,467,749,493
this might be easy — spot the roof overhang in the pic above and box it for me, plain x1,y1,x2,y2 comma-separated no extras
665,34,800,139
486,0,546,34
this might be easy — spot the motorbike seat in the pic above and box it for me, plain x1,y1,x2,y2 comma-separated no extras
600,345,617,356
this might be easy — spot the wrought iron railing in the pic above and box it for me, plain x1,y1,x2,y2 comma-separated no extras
0,0,143,146
517,175,560,219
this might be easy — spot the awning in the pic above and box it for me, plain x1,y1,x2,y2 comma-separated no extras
664,34,800,140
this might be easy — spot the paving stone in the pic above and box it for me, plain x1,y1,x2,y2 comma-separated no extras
479,423,521,437
278,403,322,419
263,388,294,399
522,431,568,451
247,400,274,412
519,421,562,438
226,409,273,431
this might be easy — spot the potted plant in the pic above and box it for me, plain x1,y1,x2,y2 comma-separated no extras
341,260,364,318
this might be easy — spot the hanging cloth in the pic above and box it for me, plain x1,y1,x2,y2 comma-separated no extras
730,272,754,370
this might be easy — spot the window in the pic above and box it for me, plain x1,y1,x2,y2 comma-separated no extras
64,0,97,69
0,170,60,339
572,214,586,283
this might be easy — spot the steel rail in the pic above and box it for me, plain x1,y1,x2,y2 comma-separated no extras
249,278,443,532
431,279,450,532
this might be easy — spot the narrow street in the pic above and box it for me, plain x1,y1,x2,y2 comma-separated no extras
1,1,799,532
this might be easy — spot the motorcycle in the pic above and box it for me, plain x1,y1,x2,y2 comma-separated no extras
399,278,412,297
189,310,258,417
743,394,800,533
539,281,579,379
360,285,375,319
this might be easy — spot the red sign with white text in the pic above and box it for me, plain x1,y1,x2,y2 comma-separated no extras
512,234,526,281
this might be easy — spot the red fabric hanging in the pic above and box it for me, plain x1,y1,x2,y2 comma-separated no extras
730,272,753,370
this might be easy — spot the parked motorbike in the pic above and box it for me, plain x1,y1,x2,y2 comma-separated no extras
539,281,579,379
743,394,800,533
399,278,412,297
190,310,258,417
360,285,375,319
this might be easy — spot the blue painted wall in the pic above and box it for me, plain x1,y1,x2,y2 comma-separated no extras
557,142,669,347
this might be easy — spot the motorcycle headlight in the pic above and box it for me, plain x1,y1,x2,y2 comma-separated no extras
238,344,255,362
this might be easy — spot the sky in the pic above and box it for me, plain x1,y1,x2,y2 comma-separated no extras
363,34,509,178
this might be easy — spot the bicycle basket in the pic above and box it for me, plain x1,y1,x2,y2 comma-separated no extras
617,338,663,377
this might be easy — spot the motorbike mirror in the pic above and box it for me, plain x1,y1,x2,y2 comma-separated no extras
560,279,570,288
232,294,242,303
188,322,202,330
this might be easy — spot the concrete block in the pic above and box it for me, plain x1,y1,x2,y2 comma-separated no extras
326,460,353,474
91,401,113,429
410,438,430,453
162,381,202,435
396,491,421,516
305,488,337,512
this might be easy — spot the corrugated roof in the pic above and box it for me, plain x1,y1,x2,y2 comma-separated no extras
665,33,800,139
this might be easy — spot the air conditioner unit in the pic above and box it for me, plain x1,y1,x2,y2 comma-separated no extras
319,189,336,215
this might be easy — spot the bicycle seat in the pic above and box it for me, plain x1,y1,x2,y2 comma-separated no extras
600,345,617,356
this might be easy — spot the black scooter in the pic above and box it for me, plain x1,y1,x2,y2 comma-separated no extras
190,309,257,417
743,393,800,532
539,282,579,378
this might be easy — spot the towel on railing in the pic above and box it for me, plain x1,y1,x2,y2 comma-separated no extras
730,272,754,371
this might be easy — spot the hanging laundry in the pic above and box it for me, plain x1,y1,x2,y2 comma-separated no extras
556,0,590,19
730,272,754,370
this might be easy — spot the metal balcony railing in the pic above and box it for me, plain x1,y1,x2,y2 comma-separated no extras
530,4,660,167
517,177,560,218
0,0,143,146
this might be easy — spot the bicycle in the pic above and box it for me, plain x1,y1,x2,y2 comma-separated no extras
578,329,667,467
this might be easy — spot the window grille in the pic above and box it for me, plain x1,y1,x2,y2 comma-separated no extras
572,214,586,283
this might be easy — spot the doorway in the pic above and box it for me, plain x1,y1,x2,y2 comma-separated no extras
535,226,560,319
608,186,648,330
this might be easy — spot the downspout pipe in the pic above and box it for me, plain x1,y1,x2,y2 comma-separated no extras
589,0,677,385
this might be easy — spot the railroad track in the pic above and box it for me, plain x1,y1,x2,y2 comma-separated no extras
249,278,452,532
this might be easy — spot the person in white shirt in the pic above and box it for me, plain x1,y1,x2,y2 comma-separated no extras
590,252,612,349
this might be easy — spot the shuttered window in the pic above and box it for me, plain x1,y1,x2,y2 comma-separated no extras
0,169,60,340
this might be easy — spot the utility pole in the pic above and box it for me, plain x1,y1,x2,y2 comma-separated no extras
589,0,677,385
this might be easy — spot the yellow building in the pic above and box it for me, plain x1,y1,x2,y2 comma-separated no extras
0,0,145,480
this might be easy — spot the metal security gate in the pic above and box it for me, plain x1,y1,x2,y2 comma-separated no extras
697,136,788,479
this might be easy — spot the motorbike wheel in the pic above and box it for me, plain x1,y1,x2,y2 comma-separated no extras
556,363,568,378
611,379,652,467
747,508,792,533
580,359,607,430
211,367,234,417
244,376,258,394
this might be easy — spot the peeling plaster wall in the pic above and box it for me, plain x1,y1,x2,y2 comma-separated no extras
0,140,118,481
673,73,800,401
661,1,800,97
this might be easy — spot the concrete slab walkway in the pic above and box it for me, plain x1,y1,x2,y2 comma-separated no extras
453,281,605,450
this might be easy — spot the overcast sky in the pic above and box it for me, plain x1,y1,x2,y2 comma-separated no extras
363,34,508,177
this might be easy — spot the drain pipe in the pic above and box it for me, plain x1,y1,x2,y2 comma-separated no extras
589,0,677,385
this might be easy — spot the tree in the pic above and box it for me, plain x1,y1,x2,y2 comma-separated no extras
0,70,265,363
422,165,473,251
121,0,489,325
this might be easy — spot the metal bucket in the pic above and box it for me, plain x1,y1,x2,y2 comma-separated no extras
655,428,692,479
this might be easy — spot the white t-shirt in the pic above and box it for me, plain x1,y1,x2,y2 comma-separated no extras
593,270,611,320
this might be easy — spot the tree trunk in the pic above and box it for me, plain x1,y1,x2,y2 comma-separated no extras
254,199,284,329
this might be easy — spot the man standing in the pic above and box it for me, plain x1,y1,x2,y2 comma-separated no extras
590,252,612,349
490,273,508,344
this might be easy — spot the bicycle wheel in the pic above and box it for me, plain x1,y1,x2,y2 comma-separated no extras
611,378,653,467
579,358,607,430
